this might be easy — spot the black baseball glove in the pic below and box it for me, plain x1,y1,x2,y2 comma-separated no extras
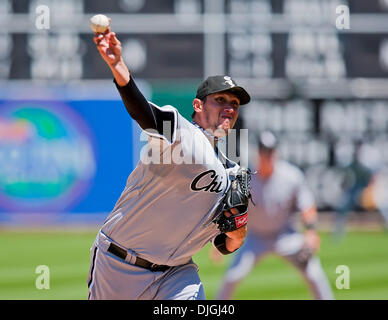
213,167,253,233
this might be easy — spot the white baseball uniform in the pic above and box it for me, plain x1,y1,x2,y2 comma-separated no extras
87,102,240,300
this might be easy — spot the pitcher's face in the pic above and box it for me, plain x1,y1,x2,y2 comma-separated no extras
196,92,240,137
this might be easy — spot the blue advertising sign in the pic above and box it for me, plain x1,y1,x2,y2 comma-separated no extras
0,99,139,217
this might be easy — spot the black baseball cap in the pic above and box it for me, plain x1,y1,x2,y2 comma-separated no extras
196,75,251,105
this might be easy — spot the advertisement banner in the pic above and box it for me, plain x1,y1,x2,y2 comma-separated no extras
0,97,142,224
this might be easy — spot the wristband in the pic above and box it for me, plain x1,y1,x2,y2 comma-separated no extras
213,233,234,255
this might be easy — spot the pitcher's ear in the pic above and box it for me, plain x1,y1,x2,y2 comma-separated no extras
193,98,204,113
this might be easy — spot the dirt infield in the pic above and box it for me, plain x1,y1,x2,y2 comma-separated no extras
318,210,387,231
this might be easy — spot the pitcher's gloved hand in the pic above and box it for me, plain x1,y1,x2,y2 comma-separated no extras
213,208,247,254
215,209,249,233
213,167,253,233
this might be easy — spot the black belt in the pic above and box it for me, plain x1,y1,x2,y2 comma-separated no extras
107,243,170,272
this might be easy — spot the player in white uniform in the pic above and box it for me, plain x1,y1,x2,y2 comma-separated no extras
215,131,334,300
87,29,251,299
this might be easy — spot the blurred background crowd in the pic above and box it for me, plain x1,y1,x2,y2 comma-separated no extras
0,0,387,299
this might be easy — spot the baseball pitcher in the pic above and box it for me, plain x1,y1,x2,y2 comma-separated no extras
87,26,252,300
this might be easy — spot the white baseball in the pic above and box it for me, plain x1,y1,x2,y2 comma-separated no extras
90,14,110,33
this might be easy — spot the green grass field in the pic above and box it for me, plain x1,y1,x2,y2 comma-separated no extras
0,229,387,300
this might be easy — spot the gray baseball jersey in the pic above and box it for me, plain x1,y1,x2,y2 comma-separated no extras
248,160,315,236
88,103,242,299
100,103,238,266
